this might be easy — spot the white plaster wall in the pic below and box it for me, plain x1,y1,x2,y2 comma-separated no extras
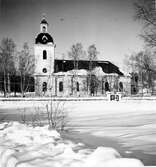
56,76,67,97
74,76,87,96
34,44,54,75
119,76,131,95
55,75,88,97
34,43,55,95
40,23,48,32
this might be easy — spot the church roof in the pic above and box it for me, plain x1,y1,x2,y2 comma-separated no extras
41,18,48,25
54,59,123,76
35,33,54,44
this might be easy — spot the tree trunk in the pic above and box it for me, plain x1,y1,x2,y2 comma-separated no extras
71,76,74,95
20,74,24,97
3,70,7,97
23,75,26,97
13,76,16,97
7,73,10,94
102,78,104,94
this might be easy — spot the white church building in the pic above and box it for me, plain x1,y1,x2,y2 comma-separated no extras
34,17,131,97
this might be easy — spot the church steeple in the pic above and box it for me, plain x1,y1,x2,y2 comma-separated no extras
40,14,48,33
36,14,54,44
34,14,55,95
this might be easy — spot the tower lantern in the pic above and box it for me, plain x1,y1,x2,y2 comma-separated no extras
40,15,48,33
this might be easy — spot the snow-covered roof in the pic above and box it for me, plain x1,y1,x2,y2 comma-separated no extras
93,67,119,77
119,69,131,77
54,69,88,76
54,67,120,77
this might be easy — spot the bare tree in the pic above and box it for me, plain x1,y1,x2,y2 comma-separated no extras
124,50,156,94
17,43,34,97
68,43,85,95
88,44,98,71
87,44,99,95
0,38,16,97
134,0,156,47
68,43,84,70
88,74,100,96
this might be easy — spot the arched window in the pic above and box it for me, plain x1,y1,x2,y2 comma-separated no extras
105,82,110,92
42,26,46,33
135,76,138,83
42,68,47,73
43,50,47,59
119,82,123,92
76,82,79,92
59,82,63,92
42,82,47,92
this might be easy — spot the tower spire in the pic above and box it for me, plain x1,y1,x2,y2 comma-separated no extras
40,14,48,33
42,13,46,19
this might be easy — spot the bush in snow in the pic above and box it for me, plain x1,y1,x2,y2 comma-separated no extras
19,101,69,131
19,107,44,127
46,101,68,131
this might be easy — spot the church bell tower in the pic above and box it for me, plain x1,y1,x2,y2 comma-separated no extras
34,16,55,96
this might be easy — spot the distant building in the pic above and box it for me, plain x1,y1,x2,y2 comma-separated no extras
34,17,131,96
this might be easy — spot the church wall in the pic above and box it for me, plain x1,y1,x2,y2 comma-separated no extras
35,76,49,96
54,75,88,97
34,43,55,95
52,74,132,97
34,44,54,76
55,76,69,97
71,76,88,97
119,76,131,96
101,75,118,93
35,73,132,97
35,75,56,96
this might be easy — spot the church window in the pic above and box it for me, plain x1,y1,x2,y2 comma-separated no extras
42,82,47,92
43,50,47,59
59,82,63,92
76,82,79,92
105,82,110,92
42,68,47,73
43,26,46,32
135,76,138,83
119,82,123,92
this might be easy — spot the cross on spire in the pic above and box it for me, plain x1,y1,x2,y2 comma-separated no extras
42,13,46,20
41,13,48,25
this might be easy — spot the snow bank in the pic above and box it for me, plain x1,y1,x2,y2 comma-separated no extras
92,67,118,77
0,122,60,145
84,147,121,167
97,158,144,167
0,122,147,167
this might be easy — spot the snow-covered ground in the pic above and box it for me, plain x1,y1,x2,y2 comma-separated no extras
0,121,148,167
67,101,156,154
0,99,156,166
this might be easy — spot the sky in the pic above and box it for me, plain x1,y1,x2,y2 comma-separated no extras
0,0,144,68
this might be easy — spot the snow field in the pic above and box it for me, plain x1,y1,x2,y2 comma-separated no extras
0,121,148,167
65,100,156,155
1,100,156,155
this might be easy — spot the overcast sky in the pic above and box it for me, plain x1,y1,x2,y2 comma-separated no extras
0,0,144,67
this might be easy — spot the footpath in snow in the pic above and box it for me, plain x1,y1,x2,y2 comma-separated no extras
0,121,152,167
